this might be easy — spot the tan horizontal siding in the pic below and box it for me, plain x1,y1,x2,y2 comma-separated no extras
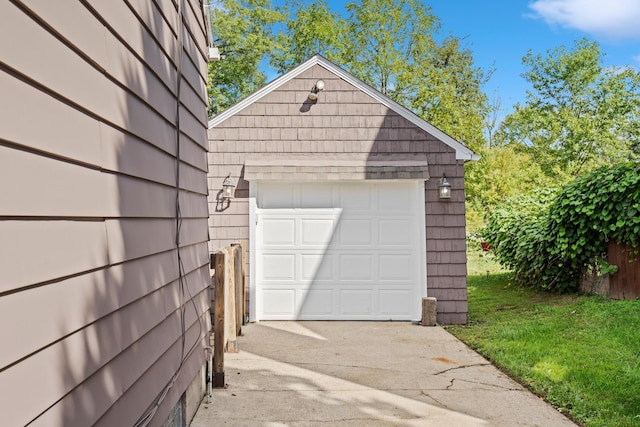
27,290,210,427
179,53,208,118
124,0,179,64
0,71,102,167
1,0,210,426
0,220,109,294
0,146,206,217
2,2,176,147
95,313,208,427
101,122,208,188
84,0,177,89
179,134,209,171
181,74,209,125
180,105,208,147
0,243,208,371
182,0,208,63
106,217,208,264
1,276,208,426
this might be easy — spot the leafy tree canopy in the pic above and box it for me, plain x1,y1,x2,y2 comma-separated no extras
208,0,286,115
465,144,551,229
271,0,350,73
497,38,640,180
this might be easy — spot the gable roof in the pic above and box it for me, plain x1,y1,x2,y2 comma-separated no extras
208,54,480,161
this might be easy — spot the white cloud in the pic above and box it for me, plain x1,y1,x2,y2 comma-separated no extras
529,0,640,40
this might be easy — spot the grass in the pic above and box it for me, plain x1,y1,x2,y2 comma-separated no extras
446,249,640,427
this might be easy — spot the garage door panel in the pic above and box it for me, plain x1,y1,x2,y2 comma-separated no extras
378,254,412,280
339,183,372,210
377,182,413,211
301,218,336,246
340,289,373,316
301,254,334,281
262,219,295,246
260,183,295,208
378,219,412,246
298,289,334,316
339,254,373,280
339,219,372,245
262,289,295,316
300,183,333,208
262,254,295,280
379,289,413,315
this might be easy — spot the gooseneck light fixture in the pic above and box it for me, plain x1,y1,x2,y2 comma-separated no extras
438,173,451,200
222,175,236,201
308,79,325,101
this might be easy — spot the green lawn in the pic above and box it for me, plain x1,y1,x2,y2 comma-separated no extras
446,249,640,427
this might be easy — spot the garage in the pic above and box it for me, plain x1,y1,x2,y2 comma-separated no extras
209,54,476,324
252,180,426,321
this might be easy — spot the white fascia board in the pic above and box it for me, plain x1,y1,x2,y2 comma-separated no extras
208,54,480,161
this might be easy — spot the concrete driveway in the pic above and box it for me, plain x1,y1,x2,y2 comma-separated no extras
191,322,576,426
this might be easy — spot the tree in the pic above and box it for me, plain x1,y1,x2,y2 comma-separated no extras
497,38,640,180
402,36,491,152
271,1,349,74
344,0,437,97
208,0,285,116
465,144,551,230
340,0,490,151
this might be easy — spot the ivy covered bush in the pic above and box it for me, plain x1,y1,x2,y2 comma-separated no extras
483,162,640,291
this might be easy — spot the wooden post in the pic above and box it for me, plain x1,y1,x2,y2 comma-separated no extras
421,297,437,326
225,246,238,352
231,242,244,335
213,251,225,388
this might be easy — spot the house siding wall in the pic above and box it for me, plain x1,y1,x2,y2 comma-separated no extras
208,64,468,324
0,1,211,426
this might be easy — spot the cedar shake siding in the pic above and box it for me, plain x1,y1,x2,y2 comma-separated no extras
0,1,210,426
208,57,473,324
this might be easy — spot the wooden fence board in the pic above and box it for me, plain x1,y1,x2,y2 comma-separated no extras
608,241,640,300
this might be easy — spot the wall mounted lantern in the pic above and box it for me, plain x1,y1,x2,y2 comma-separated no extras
438,173,451,200
222,175,236,201
308,79,325,101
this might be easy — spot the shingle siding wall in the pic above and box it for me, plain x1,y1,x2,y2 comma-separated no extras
0,1,210,426
208,64,468,324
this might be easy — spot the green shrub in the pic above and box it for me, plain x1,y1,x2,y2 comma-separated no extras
547,161,640,287
482,187,560,289
482,162,640,291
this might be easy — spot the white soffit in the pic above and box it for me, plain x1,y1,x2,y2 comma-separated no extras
208,54,480,162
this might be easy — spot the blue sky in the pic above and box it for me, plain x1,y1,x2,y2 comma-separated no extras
321,0,640,117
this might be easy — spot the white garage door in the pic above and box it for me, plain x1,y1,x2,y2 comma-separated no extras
254,181,425,321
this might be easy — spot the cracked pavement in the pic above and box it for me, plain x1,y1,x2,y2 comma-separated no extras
191,322,576,426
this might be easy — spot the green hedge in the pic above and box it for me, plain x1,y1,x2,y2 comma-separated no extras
483,162,640,291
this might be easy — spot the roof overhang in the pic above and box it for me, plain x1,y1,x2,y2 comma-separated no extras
243,154,429,181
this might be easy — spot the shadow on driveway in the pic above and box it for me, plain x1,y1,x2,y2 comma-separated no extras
191,322,576,426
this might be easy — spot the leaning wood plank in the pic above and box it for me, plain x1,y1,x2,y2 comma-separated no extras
225,246,238,352
213,251,225,387
231,242,244,335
